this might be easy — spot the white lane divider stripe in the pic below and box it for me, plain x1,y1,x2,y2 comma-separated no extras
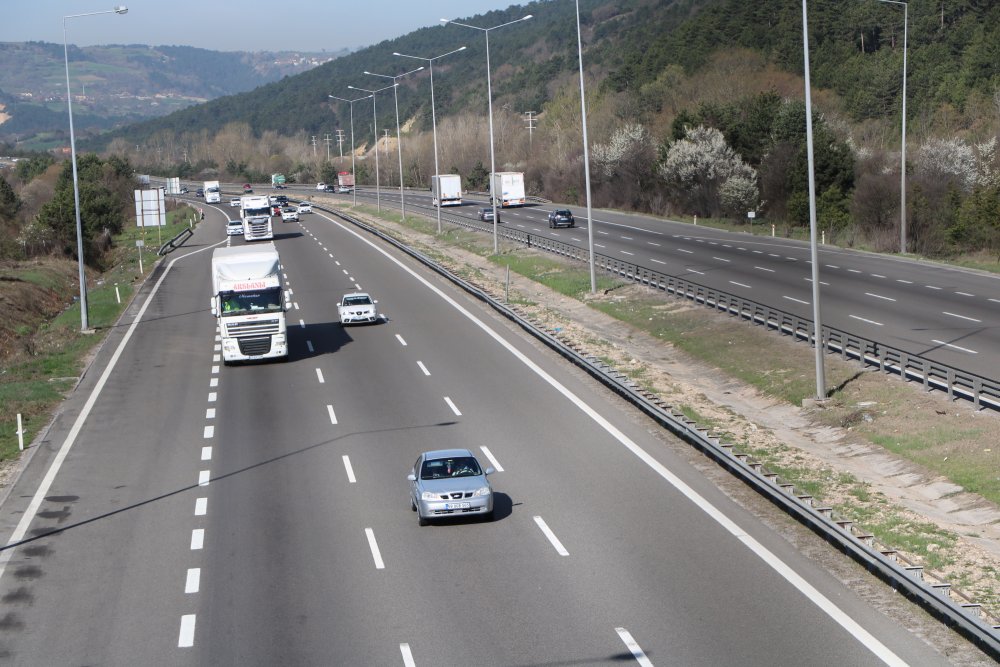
932,339,978,354
190,529,204,550
783,296,810,305
754,266,774,272
479,446,504,472
299,319,306,329
195,498,207,516
396,334,407,346
615,627,653,667
400,643,416,667
198,471,210,487
850,315,884,326
865,292,896,302
185,568,201,594
417,361,430,376
206,408,216,419
316,368,325,384
365,528,385,569
212,354,220,363
444,397,462,416
307,340,314,353
343,455,356,483
729,281,751,289
943,311,981,323
209,378,218,388
211,365,219,374
534,516,569,556
203,426,214,439
208,392,217,402
201,447,212,461
327,405,338,424
178,614,196,648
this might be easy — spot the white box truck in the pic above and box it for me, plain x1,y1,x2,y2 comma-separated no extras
337,171,355,193
203,180,221,203
431,174,462,207
490,172,525,207
211,245,288,364
240,195,274,241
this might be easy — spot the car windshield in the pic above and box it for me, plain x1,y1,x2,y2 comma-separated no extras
219,287,283,316
343,295,372,306
420,457,482,480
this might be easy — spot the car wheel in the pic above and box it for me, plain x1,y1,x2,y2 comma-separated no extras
411,497,417,512
418,513,429,527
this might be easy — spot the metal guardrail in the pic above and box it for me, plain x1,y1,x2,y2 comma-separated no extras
157,227,194,256
316,202,1000,659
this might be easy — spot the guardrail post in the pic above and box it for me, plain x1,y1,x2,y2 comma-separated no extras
16,413,24,451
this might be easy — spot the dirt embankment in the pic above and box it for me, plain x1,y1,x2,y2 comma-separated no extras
0,258,81,361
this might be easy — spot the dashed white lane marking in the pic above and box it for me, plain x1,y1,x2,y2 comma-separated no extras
712,256,730,262
417,361,431,376
365,528,385,569
355,283,362,290
479,446,504,472
865,292,896,302
615,628,653,667
327,405,338,425
185,568,201,594
191,529,204,550
299,319,306,329
400,643,416,667
621,235,633,240
804,278,830,286
754,266,774,272
343,455,357,483
203,426,214,439
926,285,942,290
825,264,839,269
198,471,210,487
194,498,207,516
677,248,693,254
342,269,349,275
329,253,334,258
932,339,978,354
201,446,212,461
850,315,884,326
208,392,217,403
396,334,408,346
178,615,196,648
943,311,981,323
729,281,751,289
650,259,666,265
595,243,606,249
307,340,314,353
687,269,704,275
534,516,569,556
871,273,885,278
316,368,326,384
597,230,609,235
335,261,341,266
647,241,660,246
294,302,300,310
209,378,218,388
444,397,462,416
896,279,913,284
955,291,975,297
212,354,220,363
990,298,1000,304
783,296,810,305
768,253,779,257
848,269,862,274
621,250,634,256
206,408,216,419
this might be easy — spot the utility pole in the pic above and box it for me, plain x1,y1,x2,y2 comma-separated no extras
324,133,332,161
335,129,346,159
311,135,317,157
524,110,537,149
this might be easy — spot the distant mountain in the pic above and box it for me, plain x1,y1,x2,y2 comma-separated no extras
0,42,350,147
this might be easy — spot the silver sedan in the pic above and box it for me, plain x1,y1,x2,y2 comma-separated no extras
408,449,495,525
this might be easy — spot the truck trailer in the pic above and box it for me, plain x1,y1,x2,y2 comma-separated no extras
240,195,274,241
490,172,525,207
203,180,221,203
211,245,288,364
336,172,355,193
431,174,462,207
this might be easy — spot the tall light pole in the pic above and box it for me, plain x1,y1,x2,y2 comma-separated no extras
64,5,128,332
575,0,597,294
364,66,424,221
394,46,467,234
329,94,372,208
348,83,396,212
442,14,533,254
873,0,908,254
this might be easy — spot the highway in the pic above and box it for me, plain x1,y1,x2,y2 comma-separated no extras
0,202,975,664
306,183,1000,382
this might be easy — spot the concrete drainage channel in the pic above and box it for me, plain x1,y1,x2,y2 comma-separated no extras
313,202,1000,659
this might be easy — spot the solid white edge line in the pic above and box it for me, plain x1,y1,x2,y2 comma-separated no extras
343,455,356,483
365,528,385,569
324,214,908,667
931,339,978,355
327,404,338,425
615,627,653,667
479,446,504,472
400,643,416,667
443,396,462,416
533,516,569,556
178,614,196,648
185,568,201,594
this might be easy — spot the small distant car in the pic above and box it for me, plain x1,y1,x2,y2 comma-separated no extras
242,183,253,193
274,195,289,206
297,202,312,214
324,184,336,192
273,183,287,189
477,207,499,222
281,206,299,222
179,186,189,194
316,182,327,191
230,197,241,207
337,186,351,193
548,209,575,228
408,449,495,526
226,219,243,236
271,204,282,216
338,292,379,325
195,188,204,197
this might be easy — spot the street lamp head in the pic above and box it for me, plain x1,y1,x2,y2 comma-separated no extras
114,5,128,14
522,14,533,20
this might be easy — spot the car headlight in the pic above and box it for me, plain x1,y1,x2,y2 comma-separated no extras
472,486,491,497
421,491,440,501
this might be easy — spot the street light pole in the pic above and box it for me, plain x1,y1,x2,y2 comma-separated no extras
394,46,467,235
873,0,908,254
329,94,372,208
575,0,597,294
364,66,424,221
348,83,396,212
64,5,128,332
442,15,533,254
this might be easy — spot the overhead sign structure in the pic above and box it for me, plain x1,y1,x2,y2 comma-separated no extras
134,188,166,227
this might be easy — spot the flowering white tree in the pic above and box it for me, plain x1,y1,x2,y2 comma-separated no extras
590,123,655,184
913,136,998,191
657,125,758,217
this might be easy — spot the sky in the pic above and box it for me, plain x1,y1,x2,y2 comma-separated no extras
0,1,529,52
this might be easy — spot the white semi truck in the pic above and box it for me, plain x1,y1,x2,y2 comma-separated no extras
211,245,288,364
240,195,274,241
431,174,462,206
203,180,221,203
490,171,525,207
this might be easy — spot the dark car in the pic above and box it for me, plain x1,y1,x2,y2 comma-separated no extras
274,195,289,206
195,188,204,197
323,184,336,192
548,209,575,228
477,207,499,223
179,186,189,194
